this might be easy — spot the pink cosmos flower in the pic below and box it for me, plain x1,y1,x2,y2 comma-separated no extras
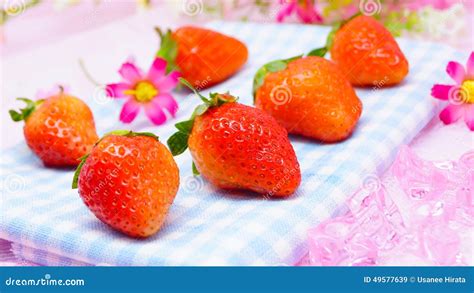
431,52,474,131
277,0,322,24
106,57,180,125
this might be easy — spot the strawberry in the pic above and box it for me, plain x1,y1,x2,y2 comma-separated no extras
156,26,248,89
326,15,409,86
168,79,300,197
253,55,362,142
72,131,180,238
9,91,99,167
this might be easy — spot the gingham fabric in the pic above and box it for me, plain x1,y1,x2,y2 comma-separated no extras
0,21,467,266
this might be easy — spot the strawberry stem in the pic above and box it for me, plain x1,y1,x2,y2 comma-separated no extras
167,78,237,162
156,27,179,73
179,78,211,104
79,58,102,87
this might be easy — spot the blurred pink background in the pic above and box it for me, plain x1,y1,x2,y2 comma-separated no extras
1,0,473,56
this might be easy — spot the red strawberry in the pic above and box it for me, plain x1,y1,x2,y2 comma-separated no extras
328,15,409,86
73,131,180,238
156,26,248,89
9,91,99,167
253,55,362,142
168,79,301,197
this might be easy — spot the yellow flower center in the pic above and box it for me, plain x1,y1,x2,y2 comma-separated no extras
462,80,474,104
124,82,158,102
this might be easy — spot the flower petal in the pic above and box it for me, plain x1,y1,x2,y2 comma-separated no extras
156,93,179,117
446,61,465,84
276,3,295,22
145,101,167,125
439,104,463,125
106,83,130,98
156,71,181,93
464,105,474,131
147,58,167,83
296,2,322,23
120,99,141,123
119,62,143,84
431,84,454,100
466,52,474,79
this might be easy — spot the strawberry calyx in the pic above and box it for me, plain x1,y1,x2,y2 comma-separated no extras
72,130,159,189
252,14,363,99
252,55,303,99
9,98,44,122
307,13,362,58
167,78,237,174
155,27,179,73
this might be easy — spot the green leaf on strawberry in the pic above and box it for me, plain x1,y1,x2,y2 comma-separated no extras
306,12,361,58
9,98,44,122
192,161,200,176
252,55,302,99
168,130,190,156
167,77,237,174
72,154,89,189
307,47,329,57
156,27,179,73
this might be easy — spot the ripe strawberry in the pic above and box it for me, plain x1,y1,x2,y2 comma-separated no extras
168,79,301,197
329,15,409,86
253,55,362,142
72,131,180,238
9,92,99,167
156,26,248,89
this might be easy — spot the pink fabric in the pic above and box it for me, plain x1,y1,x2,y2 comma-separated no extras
305,145,473,266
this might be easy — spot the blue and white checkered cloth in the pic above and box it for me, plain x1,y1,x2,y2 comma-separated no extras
0,21,467,266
